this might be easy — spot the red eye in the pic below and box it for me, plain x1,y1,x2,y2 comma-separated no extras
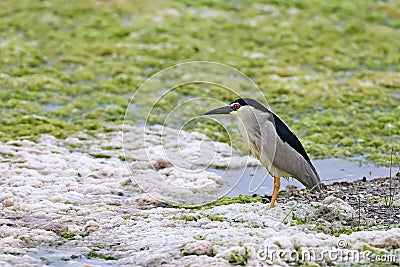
233,103,241,110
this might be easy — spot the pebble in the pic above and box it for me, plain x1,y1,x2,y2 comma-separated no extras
182,240,213,256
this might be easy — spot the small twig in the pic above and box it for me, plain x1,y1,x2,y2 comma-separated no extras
357,193,361,231
386,146,394,208
281,200,299,224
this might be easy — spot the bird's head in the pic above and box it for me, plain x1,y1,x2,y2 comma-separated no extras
204,98,268,117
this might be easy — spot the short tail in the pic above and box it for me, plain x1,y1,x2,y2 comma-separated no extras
302,163,323,192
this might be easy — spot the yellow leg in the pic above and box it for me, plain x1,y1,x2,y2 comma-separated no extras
270,177,280,209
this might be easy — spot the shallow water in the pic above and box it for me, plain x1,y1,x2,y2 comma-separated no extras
211,158,391,197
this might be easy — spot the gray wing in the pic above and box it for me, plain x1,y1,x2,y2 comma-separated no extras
238,107,322,192
272,139,322,192
270,112,322,191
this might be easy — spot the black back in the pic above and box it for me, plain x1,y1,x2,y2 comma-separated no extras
231,98,312,165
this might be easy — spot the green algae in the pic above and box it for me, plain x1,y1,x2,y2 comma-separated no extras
39,256,51,265
86,250,117,261
60,232,76,240
0,0,399,165
332,227,356,237
209,194,263,206
221,245,253,266
171,215,199,221
168,194,263,209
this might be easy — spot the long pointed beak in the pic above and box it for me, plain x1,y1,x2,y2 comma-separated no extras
204,106,232,115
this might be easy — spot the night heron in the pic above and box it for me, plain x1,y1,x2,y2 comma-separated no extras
205,98,322,208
